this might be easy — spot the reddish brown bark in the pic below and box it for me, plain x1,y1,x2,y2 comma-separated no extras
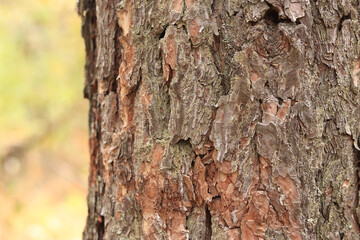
78,0,360,239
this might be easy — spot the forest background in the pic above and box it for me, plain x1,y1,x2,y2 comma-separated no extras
0,0,88,239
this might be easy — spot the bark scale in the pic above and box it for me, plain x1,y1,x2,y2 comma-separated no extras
78,0,360,239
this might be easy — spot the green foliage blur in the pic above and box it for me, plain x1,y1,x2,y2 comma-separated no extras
0,0,88,239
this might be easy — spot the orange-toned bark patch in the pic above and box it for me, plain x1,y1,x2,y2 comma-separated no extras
275,175,299,208
251,70,260,82
241,191,269,239
274,174,302,239
137,144,191,239
140,87,153,110
116,0,138,131
119,37,135,94
165,34,177,70
137,144,165,237
171,0,183,13
88,136,99,187
214,159,236,174
259,156,271,186
185,0,195,9
166,211,187,240
227,228,241,239
119,89,136,130
116,0,132,36
188,16,201,45
193,156,212,205
262,98,278,116
276,99,291,122
163,31,177,83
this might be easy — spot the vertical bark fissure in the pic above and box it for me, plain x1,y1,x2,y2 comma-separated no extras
95,215,105,240
111,23,122,94
205,204,212,240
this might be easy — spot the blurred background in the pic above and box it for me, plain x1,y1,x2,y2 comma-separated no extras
0,0,88,239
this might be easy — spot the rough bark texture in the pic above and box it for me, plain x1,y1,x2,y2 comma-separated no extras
78,0,360,239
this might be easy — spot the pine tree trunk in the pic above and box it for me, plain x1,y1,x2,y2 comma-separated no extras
78,0,360,239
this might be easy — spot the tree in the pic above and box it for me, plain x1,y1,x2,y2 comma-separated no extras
77,0,360,239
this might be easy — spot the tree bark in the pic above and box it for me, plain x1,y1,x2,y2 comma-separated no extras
78,0,360,239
